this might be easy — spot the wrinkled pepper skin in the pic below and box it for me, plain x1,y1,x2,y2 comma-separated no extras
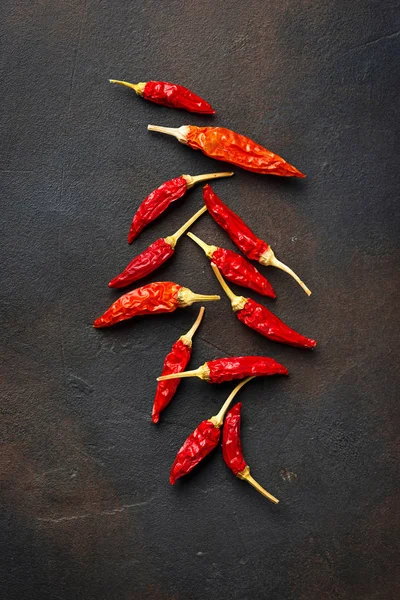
236,298,316,349
93,282,181,328
222,402,247,476
211,247,275,298
170,420,221,484
203,185,269,260
152,339,191,424
109,238,174,288
128,177,188,243
186,126,304,177
143,81,215,114
208,356,288,383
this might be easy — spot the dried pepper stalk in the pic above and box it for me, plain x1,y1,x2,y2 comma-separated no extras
152,307,205,424
222,402,279,504
128,172,233,243
157,355,288,384
109,206,207,288
203,185,311,296
93,282,219,328
110,79,215,114
187,231,276,298
211,263,316,349
148,124,304,178
170,377,254,484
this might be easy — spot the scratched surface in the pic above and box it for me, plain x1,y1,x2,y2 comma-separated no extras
1,1,399,599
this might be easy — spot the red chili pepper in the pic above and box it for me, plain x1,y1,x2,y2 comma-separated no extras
128,172,233,243
152,307,205,424
203,185,311,296
170,377,254,484
157,355,288,384
110,79,215,114
148,124,305,178
109,206,206,288
211,263,316,349
93,282,220,328
222,402,279,504
186,231,276,298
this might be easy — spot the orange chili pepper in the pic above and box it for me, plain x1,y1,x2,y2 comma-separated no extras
148,124,305,177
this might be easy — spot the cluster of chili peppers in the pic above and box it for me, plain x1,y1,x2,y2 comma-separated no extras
93,76,317,505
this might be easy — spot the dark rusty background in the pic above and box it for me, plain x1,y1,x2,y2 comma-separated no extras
1,1,399,599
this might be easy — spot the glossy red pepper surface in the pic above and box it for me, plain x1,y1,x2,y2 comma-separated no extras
93,282,181,328
203,185,269,261
222,402,247,476
170,420,221,484
208,356,288,383
211,247,275,298
109,238,174,288
152,339,191,424
236,298,316,349
143,81,215,114
128,177,188,243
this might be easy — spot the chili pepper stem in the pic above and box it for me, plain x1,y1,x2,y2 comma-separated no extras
148,124,189,144
109,79,146,96
211,262,247,311
183,172,234,189
157,363,211,382
187,232,217,258
209,377,255,428
177,288,220,307
260,248,311,296
179,306,205,347
165,206,207,248
237,465,279,504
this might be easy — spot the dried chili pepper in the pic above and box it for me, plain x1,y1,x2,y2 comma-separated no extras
222,402,279,504
109,206,206,288
211,263,316,348
110,79,215,114
152,307,205,424
170,377,254,484
157,355,288,384
128,172,233,243
203,185,311,296
93,282,219,328
148,124,305,178
186,231,276,298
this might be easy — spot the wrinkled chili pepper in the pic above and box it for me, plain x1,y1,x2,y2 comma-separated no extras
93,282,219,328
109,206,207,288
170,377,254,484
152,307,205,424
148,124,305,178
128,172,233,243
203,185,311,296
222,402,279,504
211,263,316,348
157,355,288,384
186,231,276,298
110,79,215,114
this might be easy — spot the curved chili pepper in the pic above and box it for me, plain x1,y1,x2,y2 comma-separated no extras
148,124,305,178
152,307,205,424
186,231,275,298
170,377,254,484
157,355,288,384
110,79,215,114
128,172,233,243
211,263,316,348
109,207,207,288
93,282,220,328
203,185,311,296
222,402,279,504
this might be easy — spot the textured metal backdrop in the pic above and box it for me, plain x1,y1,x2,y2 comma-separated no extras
1,1,399,599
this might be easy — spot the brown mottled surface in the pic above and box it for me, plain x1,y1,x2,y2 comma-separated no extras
1,1,399,599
